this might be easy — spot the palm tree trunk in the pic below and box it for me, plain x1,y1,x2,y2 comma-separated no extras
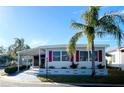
91,40,95,77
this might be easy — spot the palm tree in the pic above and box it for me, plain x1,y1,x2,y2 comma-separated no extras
68,6,124,77
8,38,30,60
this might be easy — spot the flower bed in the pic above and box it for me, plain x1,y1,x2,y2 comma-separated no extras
39,68,108,76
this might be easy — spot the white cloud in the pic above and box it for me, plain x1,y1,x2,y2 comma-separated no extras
106,10,124,16
29,39,48,48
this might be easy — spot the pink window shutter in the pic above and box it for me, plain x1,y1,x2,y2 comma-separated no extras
99,50,102,62
49,51,52,62
76,50,79,62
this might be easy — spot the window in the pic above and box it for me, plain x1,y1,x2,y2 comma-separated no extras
80,51,88,61
89,51,98,61
62,51,69,61
53,51,60,61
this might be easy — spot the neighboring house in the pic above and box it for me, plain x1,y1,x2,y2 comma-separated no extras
106,47,124,70
17,44,109,76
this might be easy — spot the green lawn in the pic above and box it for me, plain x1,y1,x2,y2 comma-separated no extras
38,69,124,84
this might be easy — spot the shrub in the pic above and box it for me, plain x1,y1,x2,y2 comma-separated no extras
80,67,87,69
70,63,78,69
27,65,30,69
61,67,67,69
97,64,105,69
49,66,55,69
4,65,30,74
20,65,27,70
4,66,18,74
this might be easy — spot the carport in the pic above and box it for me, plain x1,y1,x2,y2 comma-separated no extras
17,47,46,72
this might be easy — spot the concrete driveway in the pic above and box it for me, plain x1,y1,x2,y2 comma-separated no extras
1,69,41,83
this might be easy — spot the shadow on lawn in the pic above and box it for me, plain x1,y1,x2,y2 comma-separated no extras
38,75,107,86
37,69,124,87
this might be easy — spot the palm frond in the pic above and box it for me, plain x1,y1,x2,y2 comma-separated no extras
89,6,101,11
106,11,124,25
97,14,124,47
71,21,86,30
96,31,106,38
67,31,83,56
83,6,100,26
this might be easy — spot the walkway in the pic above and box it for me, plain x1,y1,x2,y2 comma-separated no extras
2,69,41,83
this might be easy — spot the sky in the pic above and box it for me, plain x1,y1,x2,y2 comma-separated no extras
0,6,124,50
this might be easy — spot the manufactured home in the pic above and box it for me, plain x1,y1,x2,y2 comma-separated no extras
17,44,108,75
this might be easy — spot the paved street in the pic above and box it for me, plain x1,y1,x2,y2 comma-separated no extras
1,77,124,87
0,77,77,87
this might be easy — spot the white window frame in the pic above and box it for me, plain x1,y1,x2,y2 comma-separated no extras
52,51,61,61
79,51,88,61
62,51,69,61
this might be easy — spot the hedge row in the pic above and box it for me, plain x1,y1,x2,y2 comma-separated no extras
4,66,18,74
4,65,30,74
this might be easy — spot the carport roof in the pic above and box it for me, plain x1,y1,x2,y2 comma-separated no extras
17,48,45,56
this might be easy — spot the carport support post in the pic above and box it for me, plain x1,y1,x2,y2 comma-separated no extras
32,56,34,68
26,57,28,69
39,48,41,68
17,53,20,72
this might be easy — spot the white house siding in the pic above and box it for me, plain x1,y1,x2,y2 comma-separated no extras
108,51,119,67
120,52,124,70
107,49,124,70
110,52,118,64
46,47,106,69
121,52,124,64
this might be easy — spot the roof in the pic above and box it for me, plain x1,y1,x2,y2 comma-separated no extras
17,44,109,56
37,44,109,49
107,47,124,53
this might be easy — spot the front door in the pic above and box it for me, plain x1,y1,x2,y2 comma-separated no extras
40,55,45,68
33,55,45,67
34,56,39,66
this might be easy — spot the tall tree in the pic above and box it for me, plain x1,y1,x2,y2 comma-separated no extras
68,6,124,77
8,38,30,59
0,46,6,54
